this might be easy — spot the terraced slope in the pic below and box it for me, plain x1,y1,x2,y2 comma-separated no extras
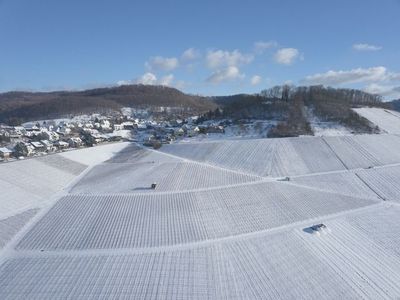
0,209,38,248
0,143,130,250
1,137,400,299
290,172,379,199
2,204,400,299
356,165,400,202
0,155,86,219
71,161,262,194
354,107,400,134
324,134,400,169
17,182,378,250
161,137,347,177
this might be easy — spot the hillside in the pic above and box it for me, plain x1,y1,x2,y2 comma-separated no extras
211,86,392,137
0,85,216,124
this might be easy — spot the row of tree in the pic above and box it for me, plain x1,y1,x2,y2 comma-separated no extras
209,85,389,137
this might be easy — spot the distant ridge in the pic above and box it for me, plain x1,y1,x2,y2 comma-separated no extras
0,85,216,124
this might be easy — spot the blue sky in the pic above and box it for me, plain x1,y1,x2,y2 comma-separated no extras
0,0,399,98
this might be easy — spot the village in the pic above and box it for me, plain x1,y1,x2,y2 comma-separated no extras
0,107,226,162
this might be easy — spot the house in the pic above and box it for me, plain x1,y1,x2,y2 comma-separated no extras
100,120,111,130
0,147,13,159
137,123,147,130
31,141,45,151
188,127,200,137
67,137,83,148
8,130,22,140
175,128,185,136
91,134,106,144
13,126,26,135
40,140,55,152
54,140,69,150
14,142,35,157
84,123,94,129
207,125,225,134
187,116,199,125
126,122,136,130
40,131,60,142
24,124,40,131
114,124,124,131
57,126,71,135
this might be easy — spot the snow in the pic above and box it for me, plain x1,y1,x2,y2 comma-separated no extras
356,165,400,203
0,157,85,219
0,152,87,247
306,108,353,136
2,134,400,298
36,154,87,176
300,204,400,299
59,142,130,165
323,134,400,169
3,205,400,299
103,129,132,139
290,172,379,200
162,137,346,177
178,120,278,142
354,107,400,134
0,209,38,248
70,162,261,194
17,181,377,250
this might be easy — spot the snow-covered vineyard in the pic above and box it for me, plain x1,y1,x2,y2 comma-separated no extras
354,107,400,134
1,132,400,298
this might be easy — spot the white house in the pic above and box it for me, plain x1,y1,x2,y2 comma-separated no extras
114,124,124,131
31,141,45,151
0,147,13,159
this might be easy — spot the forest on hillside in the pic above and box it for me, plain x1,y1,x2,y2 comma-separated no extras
0,85,216,125
210,85,391,137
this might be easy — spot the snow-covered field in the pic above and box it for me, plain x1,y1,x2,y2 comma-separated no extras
324,134,400,169
1,135,400,298
306,108,353,136
17,181,378,250
0,156,86,219
290,171,379,199
71,161,261,194
59,142,130,165
356,165,400,202
162,137,347,177
0,209,38,248
2,204,400,299
354,107,400,134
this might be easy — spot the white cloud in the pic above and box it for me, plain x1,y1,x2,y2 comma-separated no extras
136,72,158,85
119,72,180,87
250,75,262,86
254,41,278,54
122,72,176,87
274,48,301,65
159,74,174,86
181,48,201,61
206,49,254,69
303,66,396,86
145,56,179,71
117,80,131,86
364,83,400,98
353,43,382,51
206,66,244,84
